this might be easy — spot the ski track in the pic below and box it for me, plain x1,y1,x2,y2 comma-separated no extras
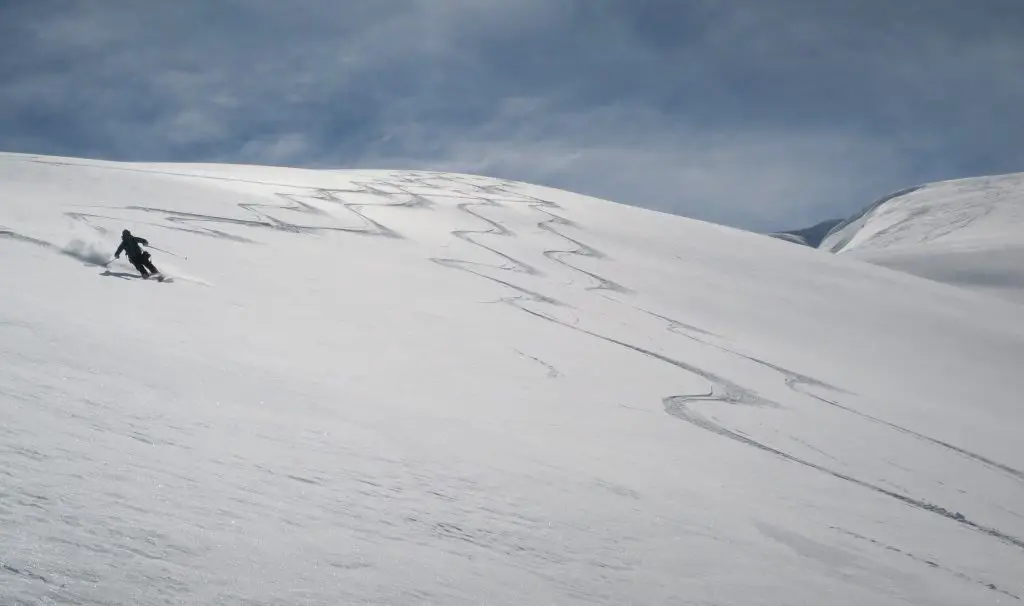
64,210,259,243
830,527,1021,601
635,307,1024,486
513,349,563,379
443,200,542,276
10,158,1024,595
533,206,633,294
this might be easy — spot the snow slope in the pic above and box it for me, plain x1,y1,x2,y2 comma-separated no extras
2,152,1023,605
820,174,1024,304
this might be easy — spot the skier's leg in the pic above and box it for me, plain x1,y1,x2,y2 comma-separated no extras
132,260,150,277
144,260,159,275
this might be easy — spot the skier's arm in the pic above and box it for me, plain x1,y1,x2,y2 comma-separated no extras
114,241,125,258
135,237,149,246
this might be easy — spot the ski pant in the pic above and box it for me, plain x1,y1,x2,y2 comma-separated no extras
131,257,159,277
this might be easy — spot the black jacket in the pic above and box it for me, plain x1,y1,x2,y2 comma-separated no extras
115,235,149,262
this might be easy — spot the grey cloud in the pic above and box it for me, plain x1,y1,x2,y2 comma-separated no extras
1,1,1022,230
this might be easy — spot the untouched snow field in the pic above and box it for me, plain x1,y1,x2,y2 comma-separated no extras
1,152,1023,605
822,173,1024,304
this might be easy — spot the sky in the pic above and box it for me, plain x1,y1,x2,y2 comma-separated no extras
2,1,1023,232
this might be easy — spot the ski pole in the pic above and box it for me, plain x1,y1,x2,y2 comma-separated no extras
146,245,187,260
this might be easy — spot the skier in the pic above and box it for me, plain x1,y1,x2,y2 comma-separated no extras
114,229,161,279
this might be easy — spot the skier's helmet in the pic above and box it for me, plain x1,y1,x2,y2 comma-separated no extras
122,229,130,238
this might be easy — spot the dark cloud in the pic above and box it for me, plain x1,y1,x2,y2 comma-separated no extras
1,0,1022,230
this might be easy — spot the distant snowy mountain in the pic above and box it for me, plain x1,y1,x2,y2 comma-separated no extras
769,217,843,247
2,152,1023,605
783,173,1024,304
822,174,1024,303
